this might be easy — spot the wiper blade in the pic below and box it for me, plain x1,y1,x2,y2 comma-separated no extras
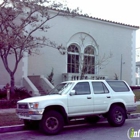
49,93,60,95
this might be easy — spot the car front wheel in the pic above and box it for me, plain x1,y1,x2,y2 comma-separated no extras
40,110,64,135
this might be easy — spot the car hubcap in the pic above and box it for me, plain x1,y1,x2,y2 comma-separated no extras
46,117,59,130
114,111,123,122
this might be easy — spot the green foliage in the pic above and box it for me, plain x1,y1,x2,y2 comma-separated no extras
0,86,7,99
133,90,140,101
0,86,31,100
47,68,54,85
134,105,140,113
12,87,31,99
114,73,118,80
0,85,31,109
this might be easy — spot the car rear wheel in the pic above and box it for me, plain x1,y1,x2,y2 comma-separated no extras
107,105,126,127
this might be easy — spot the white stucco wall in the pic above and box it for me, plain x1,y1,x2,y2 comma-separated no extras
28,12,138,86
0,10,138,87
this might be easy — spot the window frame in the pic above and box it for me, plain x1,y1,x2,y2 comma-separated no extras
106,81,130,92
92,82,109,94
73,82,91,95
67,44,79,73
67,45,96,74
84,46,95,74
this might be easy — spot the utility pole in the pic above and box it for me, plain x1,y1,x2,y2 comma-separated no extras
120,54,122,80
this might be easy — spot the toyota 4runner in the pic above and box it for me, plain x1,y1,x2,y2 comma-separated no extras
16,80,137,135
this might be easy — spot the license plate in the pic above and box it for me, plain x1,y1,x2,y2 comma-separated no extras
19,112,29,117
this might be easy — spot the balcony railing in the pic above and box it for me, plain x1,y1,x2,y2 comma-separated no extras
62,73,108,82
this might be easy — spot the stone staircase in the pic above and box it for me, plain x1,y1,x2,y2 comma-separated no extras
36,86,47,95
27,75,54,96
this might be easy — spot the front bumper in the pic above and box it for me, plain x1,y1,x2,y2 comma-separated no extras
16,108,44,120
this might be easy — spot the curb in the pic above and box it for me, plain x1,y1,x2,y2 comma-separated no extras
0,124,24,133
128,113,140,119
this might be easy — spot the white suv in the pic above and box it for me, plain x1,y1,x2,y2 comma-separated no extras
16,80,137,135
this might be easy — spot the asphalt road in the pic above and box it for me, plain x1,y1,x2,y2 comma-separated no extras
0,119,140,140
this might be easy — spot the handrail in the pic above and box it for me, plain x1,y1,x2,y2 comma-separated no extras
40,75,54,94
23,77,40,96
62,73,108,81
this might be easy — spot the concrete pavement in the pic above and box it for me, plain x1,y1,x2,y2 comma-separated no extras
0,108,16,114
0,108,25,133
0,101,140,133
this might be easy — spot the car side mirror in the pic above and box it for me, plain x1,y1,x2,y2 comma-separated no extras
70,90,76,96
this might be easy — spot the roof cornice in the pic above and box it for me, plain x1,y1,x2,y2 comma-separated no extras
49,7,139,30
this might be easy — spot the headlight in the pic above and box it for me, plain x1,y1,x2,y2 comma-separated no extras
29,102,39,109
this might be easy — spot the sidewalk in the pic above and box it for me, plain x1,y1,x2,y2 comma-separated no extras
0,108,16,114
0,108,24,133
0,102,140,133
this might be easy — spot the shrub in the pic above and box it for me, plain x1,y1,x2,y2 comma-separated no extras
130,86,140,91
0,86,31,100
0,86,31,108
47,68,54,85
0,87,7,99
13,87,31,99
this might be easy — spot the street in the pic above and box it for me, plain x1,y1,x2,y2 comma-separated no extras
0,119,140,140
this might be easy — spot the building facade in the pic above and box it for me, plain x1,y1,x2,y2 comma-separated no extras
0,10,139,88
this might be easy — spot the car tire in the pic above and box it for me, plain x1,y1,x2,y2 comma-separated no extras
107,105,126,127
40,110,64,135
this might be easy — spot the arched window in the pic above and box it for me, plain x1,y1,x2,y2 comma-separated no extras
83,46,95,74
67,44,79,73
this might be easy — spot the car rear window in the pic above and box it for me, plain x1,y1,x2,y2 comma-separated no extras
106,81,130,92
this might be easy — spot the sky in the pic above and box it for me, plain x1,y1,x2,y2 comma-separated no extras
64,0,140,26
58,0,140,47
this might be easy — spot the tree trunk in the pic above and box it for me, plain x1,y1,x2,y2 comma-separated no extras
80,65,85,80
10,73,15,95
80,72,84,80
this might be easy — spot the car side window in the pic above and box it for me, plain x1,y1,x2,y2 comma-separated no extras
106,81,130,92
73,82,90,95
92,82,109,94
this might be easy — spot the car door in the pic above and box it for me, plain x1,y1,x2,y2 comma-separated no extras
67,82,94,116
92,81,112,113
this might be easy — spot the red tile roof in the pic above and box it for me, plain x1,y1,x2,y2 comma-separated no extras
81,14,139,29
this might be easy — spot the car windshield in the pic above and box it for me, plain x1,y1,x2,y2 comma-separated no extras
49,82,73,95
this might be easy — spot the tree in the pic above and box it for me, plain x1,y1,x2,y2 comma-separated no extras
80,51,112,79
0,0,79,95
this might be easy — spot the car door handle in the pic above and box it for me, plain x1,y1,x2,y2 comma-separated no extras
107,96,111,98
87,97,92,99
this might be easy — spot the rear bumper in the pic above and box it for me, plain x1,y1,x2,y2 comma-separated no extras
126,105,137,113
